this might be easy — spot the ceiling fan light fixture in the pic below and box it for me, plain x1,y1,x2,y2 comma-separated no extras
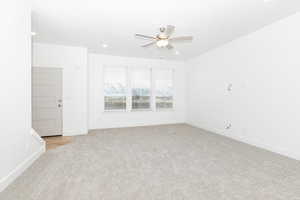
135,25,193,49
156,39,169,48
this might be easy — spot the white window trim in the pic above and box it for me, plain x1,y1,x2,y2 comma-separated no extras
154,68,175,111
103,65,128,112
103,65,174,113
151,67,156,112
126,66,131,112
130,66,153,112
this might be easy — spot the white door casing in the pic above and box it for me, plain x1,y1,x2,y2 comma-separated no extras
32,67,63,137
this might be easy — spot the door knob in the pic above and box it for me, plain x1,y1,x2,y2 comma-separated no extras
58,104,63,108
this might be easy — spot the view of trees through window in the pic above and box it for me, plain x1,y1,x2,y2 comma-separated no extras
104,67,173,111
131,68,151,110
155,69,173,109
104,67,127,110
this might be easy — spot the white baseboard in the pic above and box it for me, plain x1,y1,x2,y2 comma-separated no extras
0,145,45,192
31,129,45,144
187,122,300,161
63,130,88,136
90,121,186,130
222,131,300,161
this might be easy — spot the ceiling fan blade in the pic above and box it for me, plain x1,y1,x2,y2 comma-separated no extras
169,36,193,42
135,34,156,40
166,44,174,49
141,41,156,47
165,25,175,37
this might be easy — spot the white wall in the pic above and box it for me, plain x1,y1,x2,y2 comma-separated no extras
89,54,187,129
0,0,44,192
33,43,88,136
187,12,300,160
32,44,186,132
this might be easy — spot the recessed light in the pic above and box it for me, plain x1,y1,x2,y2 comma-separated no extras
31,32,37,36
264,0,273,2
102,44,108,48
175,50,180,55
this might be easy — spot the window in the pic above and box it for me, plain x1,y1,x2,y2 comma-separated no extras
155,69,173,110
131,68,151,110
104,67,127,111
103,67,174,112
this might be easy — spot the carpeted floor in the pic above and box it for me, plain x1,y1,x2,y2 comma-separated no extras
1,124,300,200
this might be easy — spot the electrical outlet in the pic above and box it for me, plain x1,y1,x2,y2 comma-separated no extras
226,123,232,130
227,83,232,92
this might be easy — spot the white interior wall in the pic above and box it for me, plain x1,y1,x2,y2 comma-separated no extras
0,0,44,192
33,43,88,136
186,12,300,160
32,44,186,132
1,1,298,194
32,12,300,161
88,54,187,129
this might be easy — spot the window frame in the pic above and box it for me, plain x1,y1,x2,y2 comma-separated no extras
153,68,175,111
103,66,174,113
103,65,128,112
129,66,153,112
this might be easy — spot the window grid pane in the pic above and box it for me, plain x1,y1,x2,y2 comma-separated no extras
104,67,127,110
155,69,173,109
131,68,151,110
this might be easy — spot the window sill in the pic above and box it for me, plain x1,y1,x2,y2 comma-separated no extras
156,108,174,112
131,109,152,112
103,109,174,113
103,109,153,113
103,109,127,113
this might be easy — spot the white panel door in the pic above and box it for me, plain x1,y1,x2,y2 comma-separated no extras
32,67,63,137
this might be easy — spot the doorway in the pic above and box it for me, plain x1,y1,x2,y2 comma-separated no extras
32,67,63,137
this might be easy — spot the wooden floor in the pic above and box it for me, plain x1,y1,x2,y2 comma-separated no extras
43,136,73,150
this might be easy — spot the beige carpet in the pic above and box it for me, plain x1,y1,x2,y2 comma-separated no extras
1,124,300,200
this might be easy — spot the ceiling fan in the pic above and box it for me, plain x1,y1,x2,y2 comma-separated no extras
135,25,193,49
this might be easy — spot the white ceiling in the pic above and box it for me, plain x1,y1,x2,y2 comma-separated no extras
32,0,300,60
